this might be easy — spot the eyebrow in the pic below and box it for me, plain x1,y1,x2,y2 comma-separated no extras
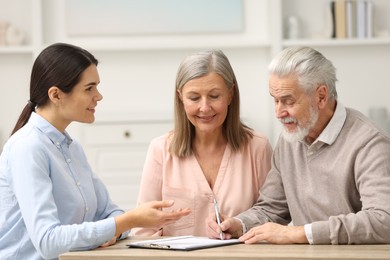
84,81,99,87
270,93,294,100
185,88,222,94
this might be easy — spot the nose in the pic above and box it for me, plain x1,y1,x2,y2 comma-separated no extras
199,98,211,112
274,102,288,119
96,89,103,102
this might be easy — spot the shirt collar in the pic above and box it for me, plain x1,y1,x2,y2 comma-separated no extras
315,102,346,145
29,112,73,146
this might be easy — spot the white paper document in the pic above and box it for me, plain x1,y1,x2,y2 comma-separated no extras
127,235,241,251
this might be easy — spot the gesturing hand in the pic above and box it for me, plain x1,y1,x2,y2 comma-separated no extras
129,200,191,229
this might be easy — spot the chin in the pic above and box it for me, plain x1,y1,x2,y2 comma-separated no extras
79,117,95,124
281,128,307,143
282,132,300,143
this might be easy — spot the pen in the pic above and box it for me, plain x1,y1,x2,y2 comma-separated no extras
213,197,223,240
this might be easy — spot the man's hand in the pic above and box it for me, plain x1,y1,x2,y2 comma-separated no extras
239,222,308,244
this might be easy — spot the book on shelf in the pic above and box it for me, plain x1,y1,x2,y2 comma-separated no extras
331,1,336,38
331,0,374,39
366,0,373,38
356,0,366,38
346,0,357,38
335,0,347,38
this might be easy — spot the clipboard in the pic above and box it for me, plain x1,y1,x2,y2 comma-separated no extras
127,235,241,251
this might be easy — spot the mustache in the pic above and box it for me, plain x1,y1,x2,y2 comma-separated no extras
280,117,298,124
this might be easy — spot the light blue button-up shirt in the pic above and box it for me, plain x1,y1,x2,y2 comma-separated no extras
0,112,127,259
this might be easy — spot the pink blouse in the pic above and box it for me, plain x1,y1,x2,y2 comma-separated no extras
132,131,273,236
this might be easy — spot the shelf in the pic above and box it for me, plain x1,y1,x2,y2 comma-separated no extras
283,37,390,47
61,35,271,52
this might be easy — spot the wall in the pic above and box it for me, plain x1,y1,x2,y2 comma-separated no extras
1,0,390,150
0,55,31,146
91,47,273,138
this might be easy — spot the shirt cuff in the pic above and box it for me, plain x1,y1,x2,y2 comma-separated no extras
118,230,130,240
304,224,314,244
233,217,247,234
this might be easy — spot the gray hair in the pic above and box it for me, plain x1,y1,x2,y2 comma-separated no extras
268,46,338,100
175,49,236,91
170,49,253,157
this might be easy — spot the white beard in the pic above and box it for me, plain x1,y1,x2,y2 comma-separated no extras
281,106,319,143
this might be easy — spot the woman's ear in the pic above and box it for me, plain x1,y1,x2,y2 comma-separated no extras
177,89,183,101
47,86,61,106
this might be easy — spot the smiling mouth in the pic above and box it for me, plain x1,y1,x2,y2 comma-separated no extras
198,115,215,121
283,121,294,125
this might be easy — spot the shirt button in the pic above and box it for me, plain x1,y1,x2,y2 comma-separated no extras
67,158,71,163
77,182,81,186
86,207,89,211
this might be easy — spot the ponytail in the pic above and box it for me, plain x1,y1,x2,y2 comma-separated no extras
10,100,36,136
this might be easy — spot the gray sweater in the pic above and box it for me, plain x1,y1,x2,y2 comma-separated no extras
237,104,390,244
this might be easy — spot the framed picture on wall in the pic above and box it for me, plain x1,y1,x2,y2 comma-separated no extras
57,0,270,50
65,0,244,36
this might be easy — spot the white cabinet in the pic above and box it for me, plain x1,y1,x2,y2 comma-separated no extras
82,120,172,210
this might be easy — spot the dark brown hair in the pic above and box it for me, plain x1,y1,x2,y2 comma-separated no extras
11,43,98,135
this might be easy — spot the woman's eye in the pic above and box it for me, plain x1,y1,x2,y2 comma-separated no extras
85,86,94,91
210,95,219,99
189,96,199,101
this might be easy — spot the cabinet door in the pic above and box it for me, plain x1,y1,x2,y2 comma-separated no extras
83,121,172,210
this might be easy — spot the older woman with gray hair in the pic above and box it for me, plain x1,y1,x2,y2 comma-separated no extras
133,49,273,237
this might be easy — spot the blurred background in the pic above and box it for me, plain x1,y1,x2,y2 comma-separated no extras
1,0,389,209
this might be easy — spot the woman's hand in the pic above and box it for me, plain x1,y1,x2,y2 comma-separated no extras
205,213,243,240
114,200,191,237
99,236,118,247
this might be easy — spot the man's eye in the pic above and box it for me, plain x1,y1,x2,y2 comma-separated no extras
285,100,295,105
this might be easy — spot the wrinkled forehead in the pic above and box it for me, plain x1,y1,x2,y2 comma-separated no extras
269,74,302,97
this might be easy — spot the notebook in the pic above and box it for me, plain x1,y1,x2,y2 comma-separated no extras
127,235,241,251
